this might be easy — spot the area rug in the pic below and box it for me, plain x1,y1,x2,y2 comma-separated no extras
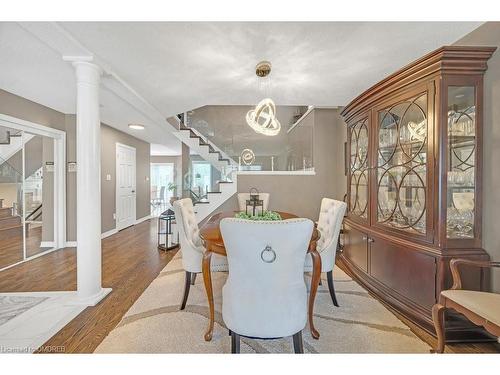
95,253,431,353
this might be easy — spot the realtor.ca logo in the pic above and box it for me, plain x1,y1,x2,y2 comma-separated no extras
0,345,65,353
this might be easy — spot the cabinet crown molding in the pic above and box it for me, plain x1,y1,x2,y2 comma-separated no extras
341,46,497,123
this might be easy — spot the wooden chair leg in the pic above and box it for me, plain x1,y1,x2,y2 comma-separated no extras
231,331,240,354
292,331,304,354
180,271,192,310
432,303,446,353
327,270,340,307
191,273,197,285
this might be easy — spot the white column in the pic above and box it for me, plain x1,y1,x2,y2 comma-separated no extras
72,60,111,305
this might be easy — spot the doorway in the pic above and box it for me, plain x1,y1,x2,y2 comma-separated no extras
115,143,137,231
150,162,174,216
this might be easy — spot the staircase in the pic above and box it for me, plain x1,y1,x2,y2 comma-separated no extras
169,115,238,223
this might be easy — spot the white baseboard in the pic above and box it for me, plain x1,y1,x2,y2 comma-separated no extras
65,216,152,246
101,228,118,239
40,241,55,248
135,215,152,225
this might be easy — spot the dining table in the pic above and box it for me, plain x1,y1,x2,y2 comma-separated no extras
199,211,322,341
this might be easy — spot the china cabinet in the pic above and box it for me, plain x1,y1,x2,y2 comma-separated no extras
340,46,496,340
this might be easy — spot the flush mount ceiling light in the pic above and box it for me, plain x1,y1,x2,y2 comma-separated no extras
128,124,145,130
246,61,281,136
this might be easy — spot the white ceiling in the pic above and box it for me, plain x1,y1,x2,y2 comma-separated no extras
0,22,482,156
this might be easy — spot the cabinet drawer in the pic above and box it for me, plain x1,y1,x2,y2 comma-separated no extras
370,237,436,309
343,225,368,272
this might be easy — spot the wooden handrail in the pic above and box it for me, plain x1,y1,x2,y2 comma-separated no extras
450,258,500,290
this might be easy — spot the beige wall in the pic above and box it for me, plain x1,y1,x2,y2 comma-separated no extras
0,89,152,239
101,124,151,233
207,108,346,221
455,22,500,292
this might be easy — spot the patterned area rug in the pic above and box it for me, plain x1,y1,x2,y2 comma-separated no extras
0,296,48,326
96,253,431,353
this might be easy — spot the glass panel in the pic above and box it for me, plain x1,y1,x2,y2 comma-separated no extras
192,161,212,196
377,93,427,234
186,105,314,172
0,125,24,269
24,133,55,257
447,87,476,239
349,119,369,219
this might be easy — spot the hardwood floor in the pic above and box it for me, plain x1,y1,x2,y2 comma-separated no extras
0,219,178,353
0,225,52,270
0,219,497,353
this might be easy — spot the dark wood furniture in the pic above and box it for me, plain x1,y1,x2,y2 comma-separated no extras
199,211,321,341
432,259,500,352
339,46,497,341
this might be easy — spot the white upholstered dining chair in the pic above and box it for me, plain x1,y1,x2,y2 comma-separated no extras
237,193,270,212
172,198,228,310
220,217,314,353
304,198,347,307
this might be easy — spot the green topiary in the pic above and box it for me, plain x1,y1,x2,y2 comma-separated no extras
234,210,282,221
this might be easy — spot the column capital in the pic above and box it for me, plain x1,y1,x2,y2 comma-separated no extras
63,56,103,83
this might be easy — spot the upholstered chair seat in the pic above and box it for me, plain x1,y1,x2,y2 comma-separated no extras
441,290,500,327
220,218,314,353
237,193,270,212
304,198,347,306
173,198,228,310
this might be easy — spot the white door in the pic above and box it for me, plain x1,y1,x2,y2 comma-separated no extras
116,143,136,231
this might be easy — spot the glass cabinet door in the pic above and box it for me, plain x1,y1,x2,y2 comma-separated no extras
376,92,428,235
446,86,476,239
348,118,369,220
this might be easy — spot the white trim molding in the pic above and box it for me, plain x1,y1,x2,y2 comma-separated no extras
101,228,118,239
40,241,56,248
236,169,316,176
135,215,152,225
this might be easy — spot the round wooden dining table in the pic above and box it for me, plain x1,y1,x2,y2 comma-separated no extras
199,211,322,341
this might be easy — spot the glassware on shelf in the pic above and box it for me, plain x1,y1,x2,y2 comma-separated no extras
446,86,476,239
376,93,428,235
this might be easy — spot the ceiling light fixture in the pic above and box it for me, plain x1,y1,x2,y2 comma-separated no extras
128,124,145,130
246,61,280,136
246,98,281,136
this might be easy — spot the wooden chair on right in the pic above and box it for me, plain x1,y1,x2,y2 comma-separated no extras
432,259,500,353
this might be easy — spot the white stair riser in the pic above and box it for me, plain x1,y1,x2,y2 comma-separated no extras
171,123,238,223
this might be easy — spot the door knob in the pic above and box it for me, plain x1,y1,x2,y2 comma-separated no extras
362,236,368,240
368,238,375,243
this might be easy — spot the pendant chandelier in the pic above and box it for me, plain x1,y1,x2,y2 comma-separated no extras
246,61,281,136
